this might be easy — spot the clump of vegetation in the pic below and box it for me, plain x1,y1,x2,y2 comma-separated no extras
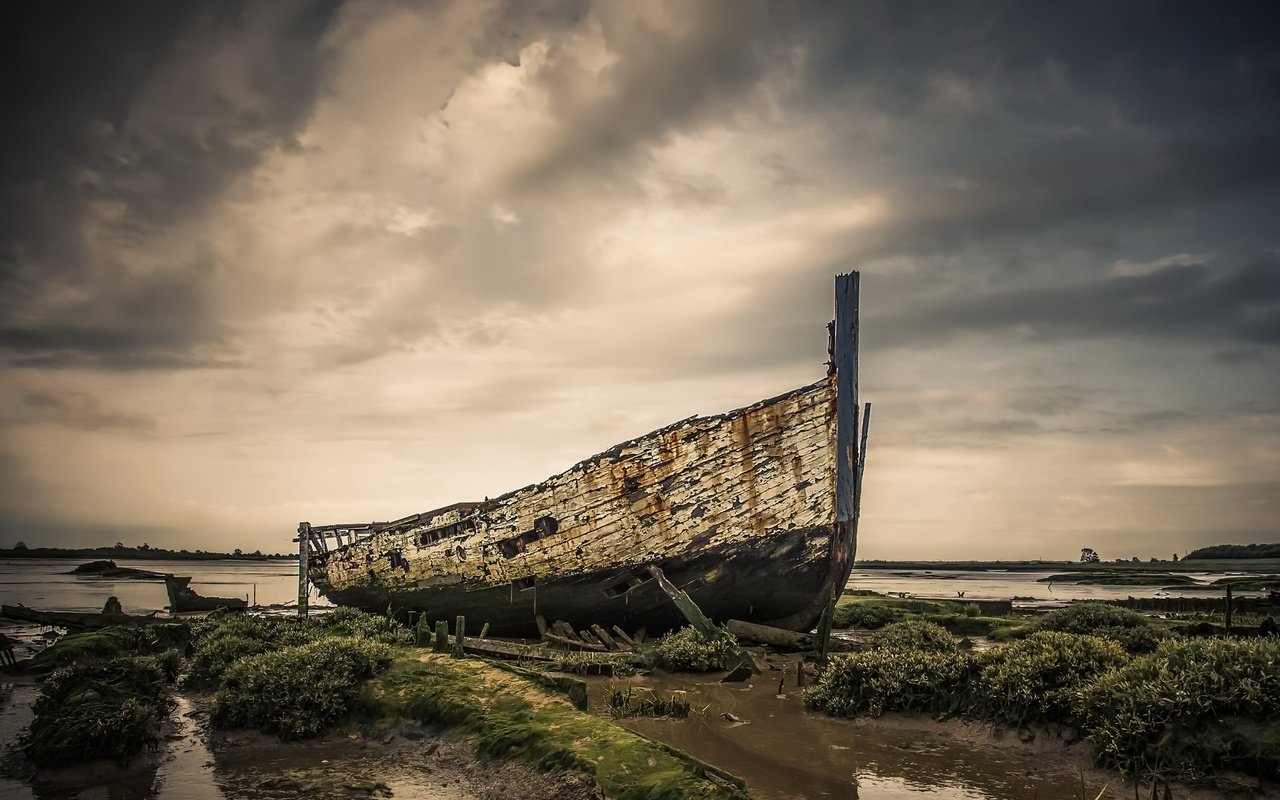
25,624,190,675
833,603,897,629
23,656,172,766
186,608,408,688
545,650,636,676
803,648,976,717
608,684,695,718
653,627,741,672
971,632,1126,725
211,637,394,740
1032,603,1169,653
872,620,957,653
1074,637,1280,780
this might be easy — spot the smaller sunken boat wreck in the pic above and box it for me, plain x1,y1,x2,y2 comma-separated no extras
297,273,870,637
164,575,247,613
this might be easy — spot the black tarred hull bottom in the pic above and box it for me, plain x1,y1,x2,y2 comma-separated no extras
315,525,841,637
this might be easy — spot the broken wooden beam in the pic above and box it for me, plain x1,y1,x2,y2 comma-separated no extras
611,625,637,648
726,619,815,650
647,565,718,638
542,631,607,652
590,624,623,651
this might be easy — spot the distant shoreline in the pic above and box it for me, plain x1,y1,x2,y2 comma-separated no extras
0,547,296,561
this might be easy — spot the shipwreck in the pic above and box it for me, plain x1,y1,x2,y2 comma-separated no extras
296,272,869,637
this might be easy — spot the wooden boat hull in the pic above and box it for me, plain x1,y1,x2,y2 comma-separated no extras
309,378,853,636
303,273,865,637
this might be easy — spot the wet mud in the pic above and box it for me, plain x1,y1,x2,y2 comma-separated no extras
583,653,1280,800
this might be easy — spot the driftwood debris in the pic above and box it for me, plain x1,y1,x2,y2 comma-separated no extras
726,619,815,650
647,565,718,638
612,626,638,648
542,630,607,652
0,604,164,631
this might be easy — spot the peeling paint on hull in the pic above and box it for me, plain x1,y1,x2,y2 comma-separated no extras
307,375,853,637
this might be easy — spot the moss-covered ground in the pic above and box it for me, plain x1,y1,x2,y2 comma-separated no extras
367,652,745,800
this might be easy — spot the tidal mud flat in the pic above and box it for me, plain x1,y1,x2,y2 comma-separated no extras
3,563,1280,799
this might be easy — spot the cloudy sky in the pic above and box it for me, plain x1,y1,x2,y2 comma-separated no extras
2,1,1277,560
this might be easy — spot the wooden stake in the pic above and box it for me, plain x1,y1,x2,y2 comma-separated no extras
453,615,465,657
434,620,448,652
296,522,311,619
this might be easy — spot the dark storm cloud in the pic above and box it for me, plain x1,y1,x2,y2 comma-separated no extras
874,256,1280,348
858,136,1280,260
513,0,797,191
0,0,341,369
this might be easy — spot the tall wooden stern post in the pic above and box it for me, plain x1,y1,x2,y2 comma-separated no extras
834,272,860,550
297,522,311,618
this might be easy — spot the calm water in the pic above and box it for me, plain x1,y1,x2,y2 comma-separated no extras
0,558,314,615
0,559,1249,800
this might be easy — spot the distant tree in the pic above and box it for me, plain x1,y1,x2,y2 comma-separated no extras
1080,547,1100,563
13,541,27,550
1131,556,1140,562
1172,553,1179,562
233,548,242,557
138,542,150,551
252,550,262,557
115,541,124,549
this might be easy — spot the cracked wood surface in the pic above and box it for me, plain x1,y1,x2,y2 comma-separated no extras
310,377,835,601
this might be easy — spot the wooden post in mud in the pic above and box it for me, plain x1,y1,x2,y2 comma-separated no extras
1225,586,1234,630
453,615,466,658
296,522,311,619
434,620,448,652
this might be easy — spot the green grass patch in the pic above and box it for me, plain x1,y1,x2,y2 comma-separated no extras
1032,603,1170,653
652,627,740,672
211,637,394,740
1038,572,1201,586
871,620,957,653
371,654,744,799
971,632,1126,726
186,607,408,688
25,624,191,675
1209,575,1280,590
22,655,172,766
1075,637,1280,780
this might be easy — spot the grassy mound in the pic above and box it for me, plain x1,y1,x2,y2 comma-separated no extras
652,627,740,672
1032,603,1169,653
23,656,172,766
187,607,408,688
971,632,1126,725
211,637,394,740
871,620,957,653
803,647,976,718
1075,637,1280,780
372,653,744,799
25,624,190,675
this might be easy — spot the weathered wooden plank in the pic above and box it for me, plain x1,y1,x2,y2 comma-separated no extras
611,625,637,648
542,631,607,652
590,624,622,651
725,619,814,650
647,565,717,638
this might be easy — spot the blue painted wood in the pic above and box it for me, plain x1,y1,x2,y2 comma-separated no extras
834,272,859,523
